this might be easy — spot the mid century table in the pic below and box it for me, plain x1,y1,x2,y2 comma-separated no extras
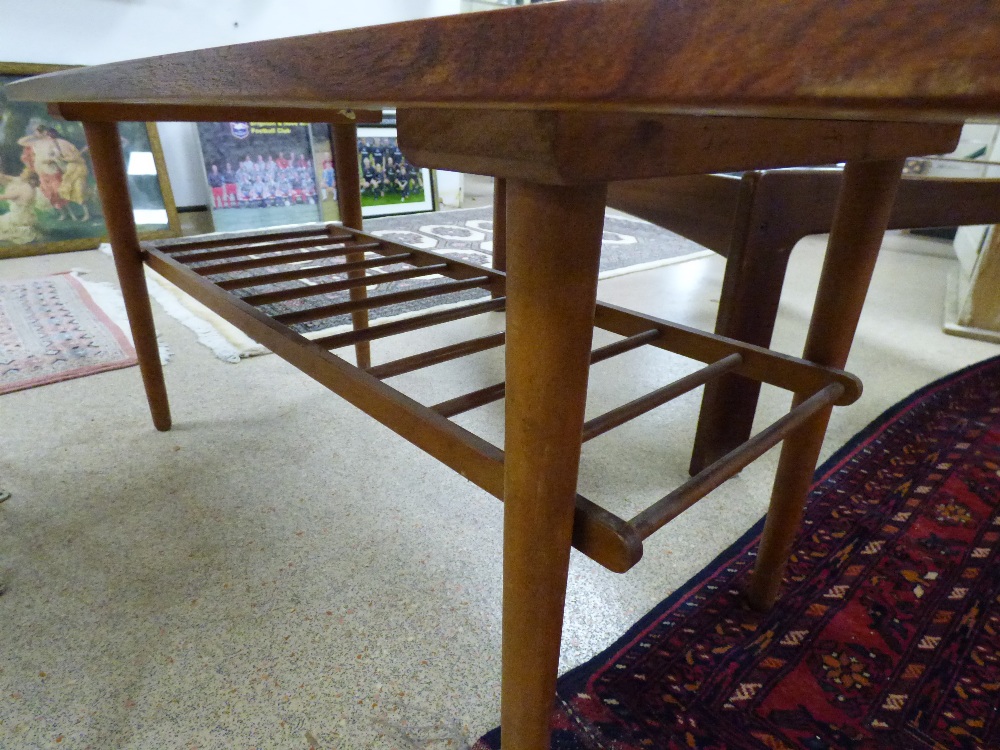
8,1,999,747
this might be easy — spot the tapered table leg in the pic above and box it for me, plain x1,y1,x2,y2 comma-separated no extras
492,178,507,293
501,180,608,749
690,254,792,471
83,121,171,432
332,122,371,369
691,174,794,474
747,158,905,610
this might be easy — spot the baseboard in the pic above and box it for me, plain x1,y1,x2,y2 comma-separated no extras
882,230,956,259
943,268,1000,344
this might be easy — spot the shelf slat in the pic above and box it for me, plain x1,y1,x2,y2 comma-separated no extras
242,264,449,306
173,233,355,265
368,332,507,380
273,276,494,325
431,329,667,418
194,242,382,275
629,382,845,539
582,353,742,442
215,252,413,290
315,297,507,350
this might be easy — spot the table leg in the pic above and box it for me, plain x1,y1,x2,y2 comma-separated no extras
332,122,371,369
747,158,905,610
502,180,607,749
690,174,794,474
492,178,507,287
83,121,171,432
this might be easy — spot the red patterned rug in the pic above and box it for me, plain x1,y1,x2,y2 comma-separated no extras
476,356,1000,750
0,273,136,395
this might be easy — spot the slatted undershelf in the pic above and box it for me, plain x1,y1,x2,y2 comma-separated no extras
142,224,862,574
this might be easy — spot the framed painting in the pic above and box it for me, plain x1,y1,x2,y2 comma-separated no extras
0,62,180,259
195,120,322,233
356,126,435,218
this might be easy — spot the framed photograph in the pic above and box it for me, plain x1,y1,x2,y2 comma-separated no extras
309,122,341,223
0,62,180,259
196,121,322,233
357,126,434,218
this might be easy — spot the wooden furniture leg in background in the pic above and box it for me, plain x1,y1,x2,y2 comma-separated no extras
83,121,171,432
332,122,371,369
605,173,804,474
605,174,742,258
502,180,608,749
747,158,905,611
611,170,1000,474
689,172,803,474
492,177,507,286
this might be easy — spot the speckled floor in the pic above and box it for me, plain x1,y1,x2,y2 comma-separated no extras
1,223,996,749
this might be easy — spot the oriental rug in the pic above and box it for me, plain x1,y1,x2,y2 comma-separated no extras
0,273,136,395
476,355,1000,750
210,206,711,338
148,206,710,361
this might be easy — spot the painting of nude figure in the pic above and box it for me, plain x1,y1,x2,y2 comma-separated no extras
0,62,179,258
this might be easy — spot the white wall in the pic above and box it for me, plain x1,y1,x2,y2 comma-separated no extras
0,0,461,63
1,0,462,207
952,124,1000,276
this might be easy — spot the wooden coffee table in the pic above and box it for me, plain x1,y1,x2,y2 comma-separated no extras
8,2,997,747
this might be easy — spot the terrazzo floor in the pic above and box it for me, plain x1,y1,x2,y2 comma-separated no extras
1,219,996,748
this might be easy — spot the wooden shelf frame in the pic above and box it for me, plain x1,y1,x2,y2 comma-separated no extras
143,224,861,574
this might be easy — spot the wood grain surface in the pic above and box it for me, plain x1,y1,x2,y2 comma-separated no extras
398,109,960,182
47,103,381,125
6,0,1000,122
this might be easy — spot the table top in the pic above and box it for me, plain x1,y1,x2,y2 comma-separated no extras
6,0,1000,123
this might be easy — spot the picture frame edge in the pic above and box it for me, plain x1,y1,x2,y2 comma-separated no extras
0,60,180,259
356,125,436,219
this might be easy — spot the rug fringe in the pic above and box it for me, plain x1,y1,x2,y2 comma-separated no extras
70,270,172,365
142,268,270,364
98,244,269,363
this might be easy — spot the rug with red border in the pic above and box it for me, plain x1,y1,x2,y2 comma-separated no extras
476,355,1000,750
0,273,136,395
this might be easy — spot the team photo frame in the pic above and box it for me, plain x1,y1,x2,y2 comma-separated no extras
356,126,434,218
195,120,325,234
0,62,179,259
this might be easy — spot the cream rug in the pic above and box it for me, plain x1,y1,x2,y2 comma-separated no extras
99,244,268,363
